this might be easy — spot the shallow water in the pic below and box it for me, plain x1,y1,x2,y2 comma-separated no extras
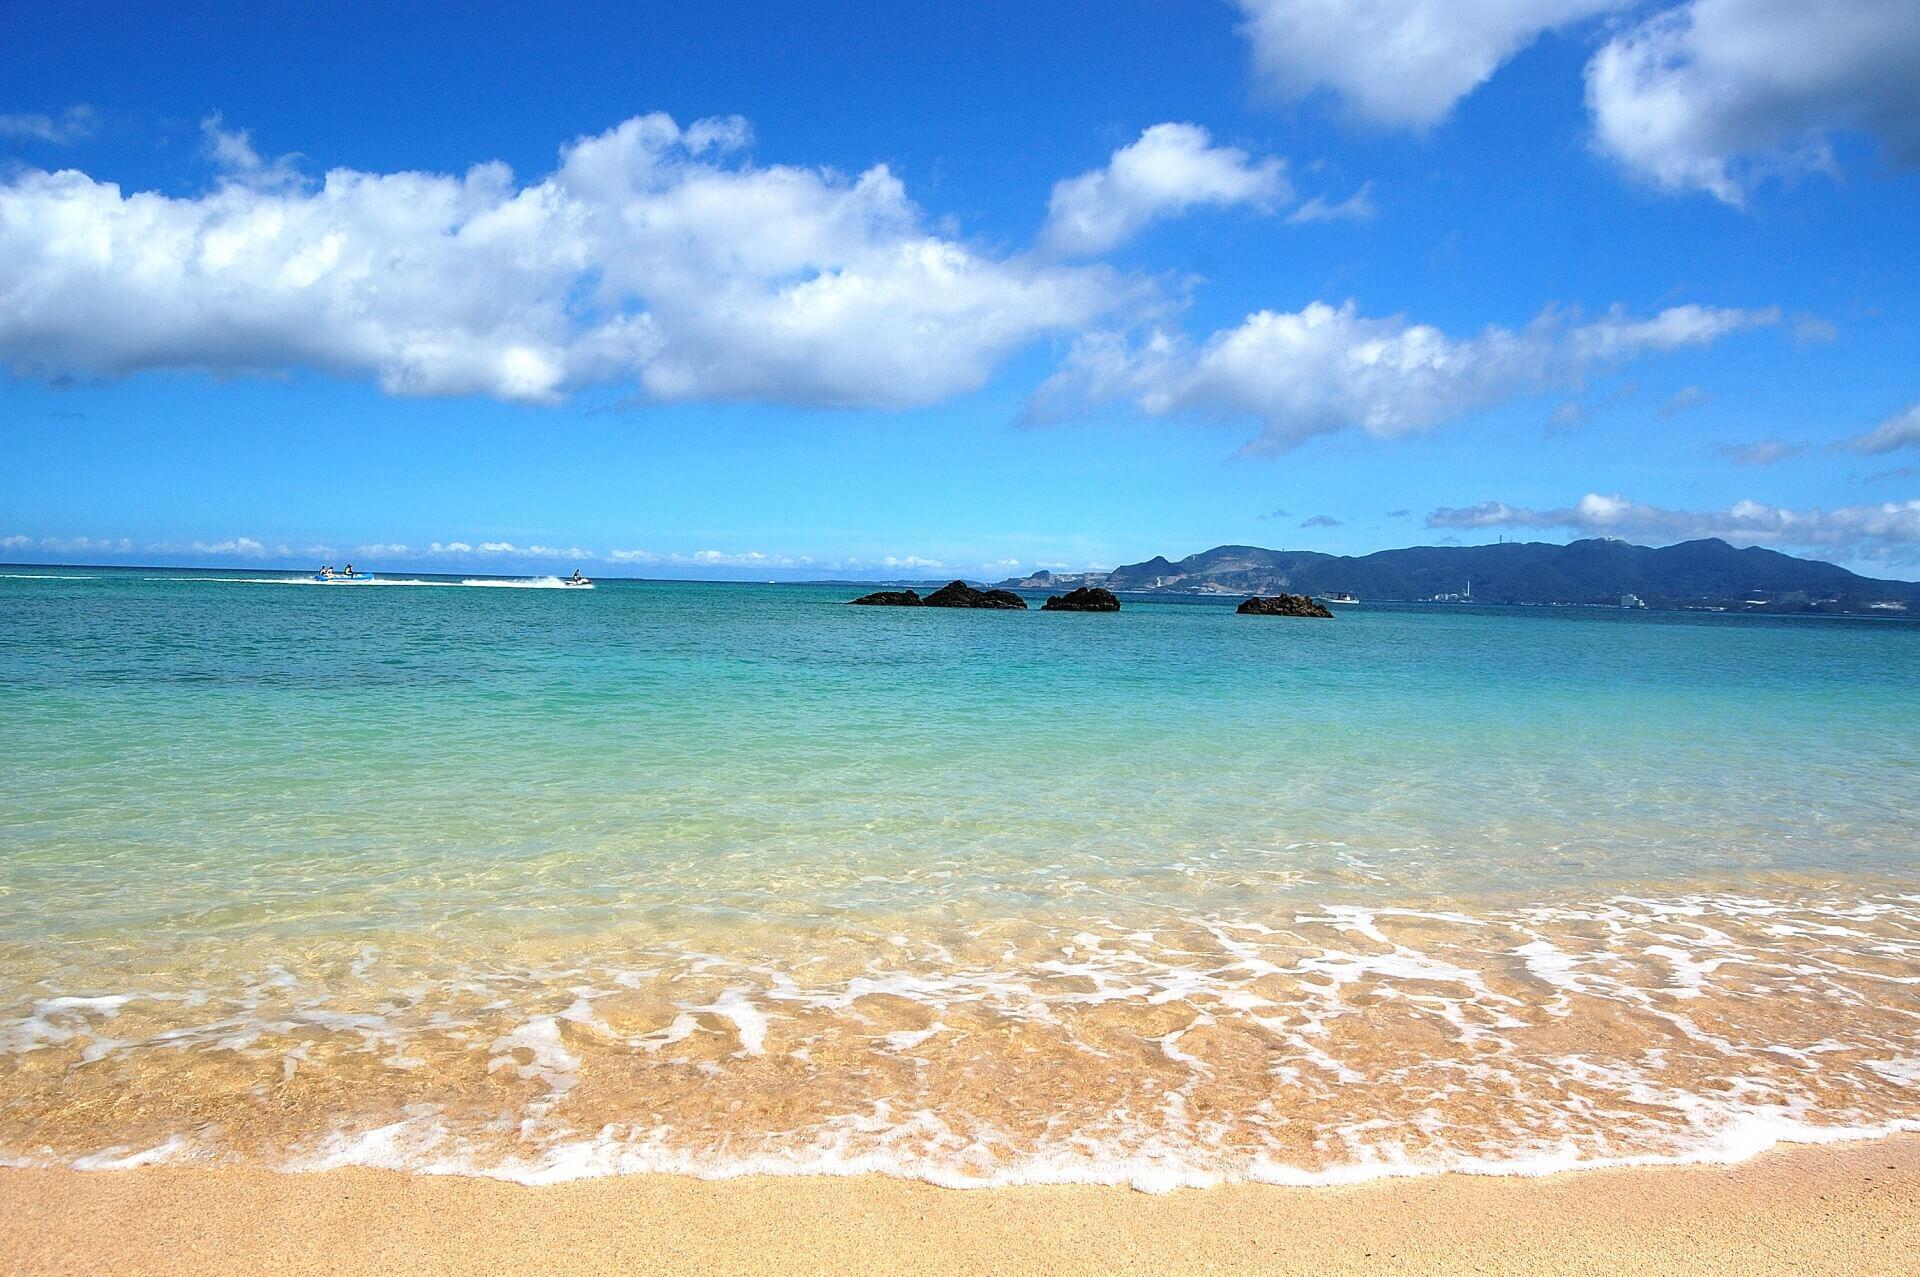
2,568,1917,1187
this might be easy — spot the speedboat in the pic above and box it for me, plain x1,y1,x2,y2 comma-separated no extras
1320,592,1359,605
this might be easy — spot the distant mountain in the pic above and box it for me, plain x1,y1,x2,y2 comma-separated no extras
996,539,1920,614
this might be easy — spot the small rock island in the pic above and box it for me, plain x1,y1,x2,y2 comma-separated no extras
1041,587,1121,612
850,580,1029,609
1237,593,1334,618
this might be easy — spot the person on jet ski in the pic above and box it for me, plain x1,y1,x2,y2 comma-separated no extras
570,569,584,582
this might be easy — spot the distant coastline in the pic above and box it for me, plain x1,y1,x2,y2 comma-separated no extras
986,536,1920,616
7,536,1920,616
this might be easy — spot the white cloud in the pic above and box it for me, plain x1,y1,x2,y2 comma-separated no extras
1427,490,1920,556
1841,403,1920,454
1586,0,1920,203
1287,182,1377,224
0,106,95,145
0,113,1119,409
1033,299,1775,453
199,113,304,190
1235,0,1624,129
608,548,965,574
1794,314,1840,344
431,541,593,559
158,537,268,557
1660,384,1707,416
29,535,136,555
608,548,816,569
1715,438,1803,465
1040,123,1288,256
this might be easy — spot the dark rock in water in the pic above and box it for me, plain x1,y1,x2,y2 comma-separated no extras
850,589,923,606
1041,587,1121,612
922,579,1029,609
1237,593,1333,618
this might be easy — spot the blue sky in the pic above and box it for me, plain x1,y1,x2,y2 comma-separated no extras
3,0,1918,579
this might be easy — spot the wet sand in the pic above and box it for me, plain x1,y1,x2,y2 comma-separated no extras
3,1134,1916,1276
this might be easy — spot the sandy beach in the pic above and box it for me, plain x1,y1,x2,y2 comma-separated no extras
3,1134,1916,1276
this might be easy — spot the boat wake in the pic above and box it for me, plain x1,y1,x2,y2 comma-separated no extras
459,577,594,589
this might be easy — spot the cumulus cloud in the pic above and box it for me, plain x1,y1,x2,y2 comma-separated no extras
0,113,1120,409
0,106,96,145
1427,490,1920,557
1033,299,1775,453
1840,403,1920,454
1586,0,1920,203
1236,0,1624,128
1715,438,1803,465
1040,123,1288,256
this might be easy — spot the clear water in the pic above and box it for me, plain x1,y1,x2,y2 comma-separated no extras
3,568,1918,1187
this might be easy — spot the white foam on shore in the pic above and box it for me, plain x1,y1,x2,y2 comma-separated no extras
179,1108,1920,1193
6,887,1919,1194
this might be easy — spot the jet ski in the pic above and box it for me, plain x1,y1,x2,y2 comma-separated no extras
561,576,593,588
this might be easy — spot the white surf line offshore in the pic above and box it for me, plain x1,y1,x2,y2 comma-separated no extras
143,575,456,587
140,575,593,589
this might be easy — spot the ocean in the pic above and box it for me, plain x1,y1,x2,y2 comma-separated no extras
2,566,1917,1188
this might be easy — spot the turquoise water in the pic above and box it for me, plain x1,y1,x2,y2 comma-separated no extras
3,568,1918,1186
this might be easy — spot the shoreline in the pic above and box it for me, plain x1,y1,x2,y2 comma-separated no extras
4,1134,1917,1276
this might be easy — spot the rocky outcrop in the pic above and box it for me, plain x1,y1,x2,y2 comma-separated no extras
850,589,923,606
1041,587,1121,612
1237,593,1333,618
922,580,1029,609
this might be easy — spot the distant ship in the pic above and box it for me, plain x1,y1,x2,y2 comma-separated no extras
1320,592,1360,605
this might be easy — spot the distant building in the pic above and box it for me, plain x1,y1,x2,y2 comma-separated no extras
1620,593,1646,609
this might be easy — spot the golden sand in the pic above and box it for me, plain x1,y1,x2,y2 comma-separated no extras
3,1134,1917,1276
